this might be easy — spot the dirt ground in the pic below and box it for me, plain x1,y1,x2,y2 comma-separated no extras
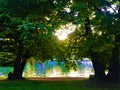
26,77,86,81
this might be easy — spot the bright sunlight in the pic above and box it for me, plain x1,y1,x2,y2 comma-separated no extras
55,23,76,40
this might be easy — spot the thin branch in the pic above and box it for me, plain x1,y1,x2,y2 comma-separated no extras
93,5,105,14
71,17,92,42
48,0,56,8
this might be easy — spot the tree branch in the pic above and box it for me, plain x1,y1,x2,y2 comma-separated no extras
93,5,105,15
48,0,56,8
72,17,92,42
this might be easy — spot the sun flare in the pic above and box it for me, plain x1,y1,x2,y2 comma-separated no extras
55,29,72,40
55,23,76,40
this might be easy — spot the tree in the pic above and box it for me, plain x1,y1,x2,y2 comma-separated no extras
57,0,120,81
0,0,119,81
0,0,69,80
89,0,120,81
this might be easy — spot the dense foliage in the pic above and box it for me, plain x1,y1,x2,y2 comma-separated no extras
0,0,120,81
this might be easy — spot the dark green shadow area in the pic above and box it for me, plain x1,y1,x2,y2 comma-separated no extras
0,79,120,90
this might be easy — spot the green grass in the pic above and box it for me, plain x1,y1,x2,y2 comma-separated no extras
0,79,120,90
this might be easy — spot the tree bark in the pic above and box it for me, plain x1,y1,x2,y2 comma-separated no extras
90,51,106,80
20,52,30,78
84,17,106,80
8,41,24,80
107,35,120,82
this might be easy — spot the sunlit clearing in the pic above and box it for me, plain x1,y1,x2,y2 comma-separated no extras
83,68,94,78
84,70,91,78
46,67,63,77
67,70,79,77
55,23,76,40
23,61,94,78
67,69,93,78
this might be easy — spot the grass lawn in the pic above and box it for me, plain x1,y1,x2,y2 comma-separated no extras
0,78,120,90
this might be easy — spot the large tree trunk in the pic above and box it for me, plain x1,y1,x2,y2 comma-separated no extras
107,5,120,81
8,41,24,80
90,51,106,80
20,52,30,78
107,35,120,82
84,17,106,80
8,40,30,80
